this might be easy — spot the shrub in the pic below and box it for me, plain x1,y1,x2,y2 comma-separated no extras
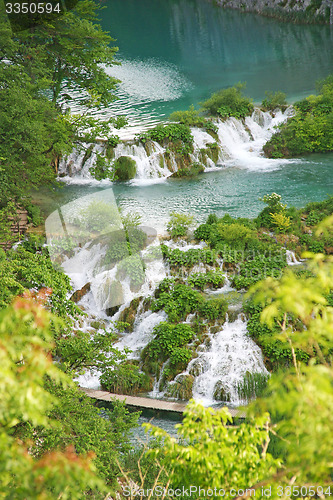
200,83,254,119
100,362,151,395
261,91,287,111
270,212,291,233
236,372,269,401
161,245,216,268
145,322,195,362
169,105,218,134
263,75,333,158
210,222,255,249
188,270,225,290
113,156,137,181
166,212,194,238
139,123,193,155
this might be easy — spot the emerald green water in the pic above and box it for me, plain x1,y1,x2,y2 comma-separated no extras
98,0,333,128
45,153,333,230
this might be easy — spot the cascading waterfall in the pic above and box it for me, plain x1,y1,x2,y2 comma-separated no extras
60,230,270,405
189,316,269,406
58,107,294,183
215,107,294,171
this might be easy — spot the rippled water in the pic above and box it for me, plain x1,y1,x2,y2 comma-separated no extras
84,0,333,136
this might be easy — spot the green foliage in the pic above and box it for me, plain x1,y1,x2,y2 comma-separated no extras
0,201,19,247
248,239,333,485
90,154,115,181
264,74,333,158
139,123,194,155
256,193,288,229
237,372,269,401
0,296,108,498
117,254,146,289
0,246,78,321
151,283,204,322
201,83,254,119
55,328,124,375
166,211,194,238
100,361,151,395
0,0,119,204
188,270,225,290
261,91,287,111
232,254,287,290
146,402,279,496
161,245,216,268
152,280,227,324
113,156,137,181
169,105,218,133
107,134,121,147
172,161,205,178
269,212,291,233
210,222,256,249
146,322,195,362
78,200,121,234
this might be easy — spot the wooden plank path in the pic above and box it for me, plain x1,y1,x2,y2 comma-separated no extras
81,388,246,418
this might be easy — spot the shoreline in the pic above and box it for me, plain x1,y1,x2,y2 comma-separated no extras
209,0,333,25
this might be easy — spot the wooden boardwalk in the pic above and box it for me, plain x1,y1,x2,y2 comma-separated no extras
81,388,246,418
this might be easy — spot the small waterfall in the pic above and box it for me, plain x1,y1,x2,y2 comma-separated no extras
191,316,269,406
286,249,302,266
58,107,295,183
215,107,294,171
115,309,168,359
113,141,173,179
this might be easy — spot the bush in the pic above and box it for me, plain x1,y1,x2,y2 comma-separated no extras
270,212,291,233
209,222,255,249
263,75,333,158
113,156,137,181
200,83,254,119
261,91,287,111
139,123,193,155
169,105,218,134
166,212,194,238
100,362,151,395
161,245,216,268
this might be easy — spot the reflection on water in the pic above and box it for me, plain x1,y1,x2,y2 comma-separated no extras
87,0,333,133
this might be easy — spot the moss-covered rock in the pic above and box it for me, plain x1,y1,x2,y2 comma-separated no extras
213,380,231,402
118,296,143,332
114,156,137,181
171,161,205,178
165,374,194,400
70,282,91,303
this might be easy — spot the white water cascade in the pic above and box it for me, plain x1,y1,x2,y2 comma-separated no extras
190,316,269,406
58,107,294,183
215,107,295,171
286,249,303,266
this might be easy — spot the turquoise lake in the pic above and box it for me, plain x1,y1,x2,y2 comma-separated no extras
96,0,333,128
57,0,333,224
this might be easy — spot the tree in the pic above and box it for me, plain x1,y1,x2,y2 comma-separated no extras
146,402,279,499
0,294,107,498
0,0,119,206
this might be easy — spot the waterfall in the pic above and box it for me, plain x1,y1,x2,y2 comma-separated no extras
286,249,303,266
215,107,294,171
190,316,269,406
58,107,294,183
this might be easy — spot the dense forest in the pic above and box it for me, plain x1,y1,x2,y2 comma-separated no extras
1,0,333,498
